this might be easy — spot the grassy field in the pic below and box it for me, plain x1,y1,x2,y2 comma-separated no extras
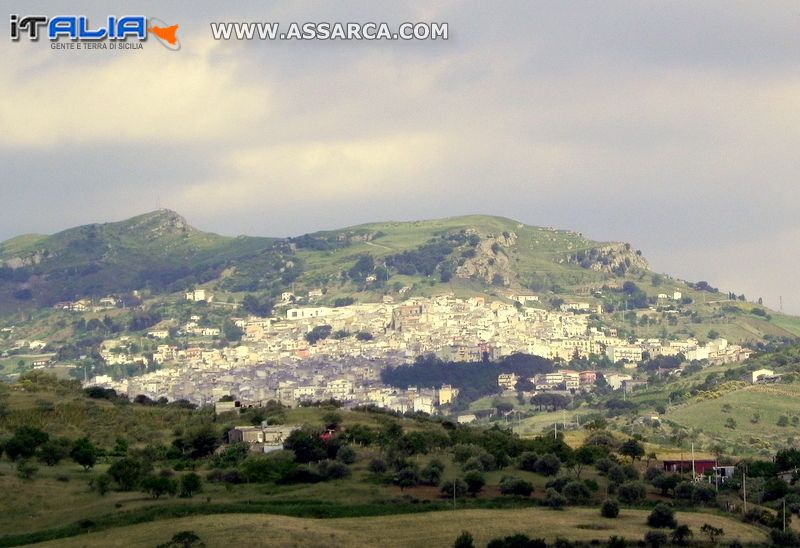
31,507,767,547
666,384,800,455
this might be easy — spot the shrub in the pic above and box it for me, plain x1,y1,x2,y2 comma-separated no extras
441,478,468,498
487,534,547,548
671,524,692,546
499,476,534,497
16,459,38,480
141,474,178,499
336,445,357,464
318,460,350,480
544,487,567,509
179,472,202,497
617,481,646,504
464,471,486,496
648,503,677,528
644,530,668,548
95,474,111,496
563,481,591,503
453,530,475,548
70,437,97,470
368,458,387,474
699,523,724,543
37,439,70,466
534,453,562,476
519,451,539,472
770,528,799,547
601,499,620,518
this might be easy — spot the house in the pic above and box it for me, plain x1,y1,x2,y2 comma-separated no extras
752,369,775,383
663,459,716,475
579,370,597,385
497,373,519,390
437,384,457,406
185,289,211,302
215,400,241,415
457,414,477,424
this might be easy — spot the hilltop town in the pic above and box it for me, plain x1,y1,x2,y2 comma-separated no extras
80,291,752,415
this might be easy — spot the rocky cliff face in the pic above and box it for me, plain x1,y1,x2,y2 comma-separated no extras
456,231,518,286
563,242,649,275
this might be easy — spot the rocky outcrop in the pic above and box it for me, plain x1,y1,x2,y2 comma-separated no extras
456,232,517,286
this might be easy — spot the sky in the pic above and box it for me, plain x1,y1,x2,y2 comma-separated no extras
1,1,799,312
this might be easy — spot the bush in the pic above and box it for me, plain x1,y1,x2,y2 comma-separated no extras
108,457,151,491
644,530,668,548
487,534,547,548
647,503,677,528
534,453,562,476
70,438,97,470
617,481,646,504
318,460,350,480
519,451,539,471
179,472,202,497
464,471,486,496
544,487,567,509
499,476,534,497
770,528,799,546
454,530,475,548
698,523,726,543
37,439,70,466
563,481,591,503
336,445,357,464
671,524,692,546
368,458,387,474
16,459,38,480
95,474,111,496
141,474,178,499
601,499,620,518
441,478,468,498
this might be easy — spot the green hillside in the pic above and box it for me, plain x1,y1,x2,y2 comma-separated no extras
0,210,796,349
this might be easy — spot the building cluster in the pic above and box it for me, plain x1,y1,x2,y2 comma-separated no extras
83,294,752,411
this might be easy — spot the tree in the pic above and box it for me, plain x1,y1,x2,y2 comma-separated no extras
284,428,327,463
70,438,97,470
4,426,49,460
182,425,220,459
464,471,486,496
544,487,567,509
652,473,680,496
156,530,204,548
336,445,356,464
699,524,724,544
534,454,561,476
644,530,668,548
179,473,202,498
777,415,790,427
38,438,70,466
620,438,645,462
563,481,591,504
108,457,151,491
671,524,693,546
499,476,533,497
305,325,332,345
95,474,111,496
394,468,420,491
601,499,620,518
618,481,647,504
724,417,736,429
453,530,475,548
16,459,38,480
222,320,243,341
141,474,178,499
441,478,468,498
648,504,677,528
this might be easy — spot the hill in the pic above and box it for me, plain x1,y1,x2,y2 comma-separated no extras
0,374,781,547
0,210,796,345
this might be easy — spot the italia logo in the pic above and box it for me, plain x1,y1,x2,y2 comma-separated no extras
9,15,180,50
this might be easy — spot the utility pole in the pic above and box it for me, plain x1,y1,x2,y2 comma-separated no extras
554,420,558,439
784,498,786,531
691,443,696,480
743,470,748,513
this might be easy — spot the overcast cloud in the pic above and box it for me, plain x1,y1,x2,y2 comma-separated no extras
1,1,798,312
